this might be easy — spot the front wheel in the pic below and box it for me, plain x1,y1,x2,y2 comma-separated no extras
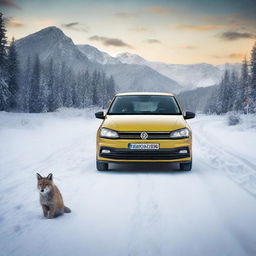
180,162,192,171
96,160,108,171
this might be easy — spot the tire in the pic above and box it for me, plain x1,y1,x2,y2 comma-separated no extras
180,162,192,171
96,160,108,171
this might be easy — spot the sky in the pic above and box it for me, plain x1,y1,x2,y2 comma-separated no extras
1,0,256,65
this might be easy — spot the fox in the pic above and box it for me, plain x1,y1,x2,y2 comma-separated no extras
36,173,71,219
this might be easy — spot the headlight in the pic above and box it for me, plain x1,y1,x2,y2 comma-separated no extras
100,128,119,138
170,128,189,139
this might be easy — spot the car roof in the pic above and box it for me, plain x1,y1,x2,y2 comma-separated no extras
115,92,174,96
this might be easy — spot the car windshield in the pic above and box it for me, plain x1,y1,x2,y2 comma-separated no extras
108,95,182,115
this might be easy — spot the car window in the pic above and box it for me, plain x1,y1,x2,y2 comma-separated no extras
108,95,181,115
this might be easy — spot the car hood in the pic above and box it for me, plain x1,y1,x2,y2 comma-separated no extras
102,115,187,131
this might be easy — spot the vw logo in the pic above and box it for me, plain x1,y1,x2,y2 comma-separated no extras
140,132,148,140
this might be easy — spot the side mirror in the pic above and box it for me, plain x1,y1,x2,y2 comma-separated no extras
184,111,195,119
95,111,105,119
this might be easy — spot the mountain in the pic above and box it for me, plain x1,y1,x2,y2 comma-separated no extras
15,27,182,93
77,44,182,93
77,44,120,65
103,63,181,93
117,52,147,65
116,52,241,89
15,27,96,72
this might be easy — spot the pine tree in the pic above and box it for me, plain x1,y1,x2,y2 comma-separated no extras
73,75,81,108
250,42,256,105
61,64,73,108
0,12,9,111
80,70,91,107
7,37,19,109
228,70,238,111
235,56,250,112
92,70,99,106
0,12,7,72
241,56,250,98
51,69,63,111
0,77,10,110
21,57,31,112
38,77,48,112
47,59,55,112
29,55,41,113
106,75,116,106
218,70,230,113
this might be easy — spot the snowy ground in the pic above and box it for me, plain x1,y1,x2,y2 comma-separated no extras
0,109,256,256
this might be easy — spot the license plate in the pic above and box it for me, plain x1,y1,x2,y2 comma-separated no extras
128,143,160,150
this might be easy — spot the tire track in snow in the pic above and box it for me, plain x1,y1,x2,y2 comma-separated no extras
190,117,256,198
127,173,163,256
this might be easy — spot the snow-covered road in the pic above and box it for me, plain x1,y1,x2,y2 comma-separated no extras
0,110,256,256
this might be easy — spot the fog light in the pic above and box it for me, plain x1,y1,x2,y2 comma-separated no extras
179,149,188,154
102,149,111,154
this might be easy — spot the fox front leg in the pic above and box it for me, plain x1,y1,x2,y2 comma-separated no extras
42,205,49,218
48,206,57,219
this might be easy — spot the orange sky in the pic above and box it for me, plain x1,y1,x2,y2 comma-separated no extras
1,0,256,65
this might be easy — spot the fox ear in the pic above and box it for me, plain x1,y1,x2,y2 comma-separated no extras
47,173,53,180
36,173,42,180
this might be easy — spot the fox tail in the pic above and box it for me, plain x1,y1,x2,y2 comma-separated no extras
64,206,71,213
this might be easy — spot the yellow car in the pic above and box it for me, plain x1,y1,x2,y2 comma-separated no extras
95,92,195,171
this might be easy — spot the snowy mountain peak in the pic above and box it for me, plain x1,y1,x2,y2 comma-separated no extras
77,44,120,64
15,26,92,70
17,26,68,44
116,52,147,65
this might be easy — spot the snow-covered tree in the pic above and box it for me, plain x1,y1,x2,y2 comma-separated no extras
38,77,48,112
0,77,10,110
106,75,116,107
91,70,100,106
241,56,250,98
46,59,55,112
0,12,7,72
29,55,41,113
17,57,31,112
250,43,256,104
80,70,91,107
0,12,9,111
218,70,230,113
7,37,19,109
229,70,238,111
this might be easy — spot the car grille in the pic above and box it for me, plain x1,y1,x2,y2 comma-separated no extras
118,131,171,140
100,147,190,160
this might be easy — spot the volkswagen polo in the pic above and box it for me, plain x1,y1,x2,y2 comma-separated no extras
95,92,195,171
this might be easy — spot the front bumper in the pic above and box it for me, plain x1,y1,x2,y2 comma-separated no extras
97,137,192,162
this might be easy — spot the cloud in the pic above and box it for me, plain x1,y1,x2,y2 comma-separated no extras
5,17,24,27
203,13,256,27
212,53,244,59
175,24,223,31
144,39,161,44
0,0,20,9
89,35,134,49
219,31,256,40
114,12,137,19
228,53,244,59
63,22,79,28
145,6,172,14
61,22,88,32
130,26,152,32
179,45,198,50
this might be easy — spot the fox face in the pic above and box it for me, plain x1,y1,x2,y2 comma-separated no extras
37,173,53,195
